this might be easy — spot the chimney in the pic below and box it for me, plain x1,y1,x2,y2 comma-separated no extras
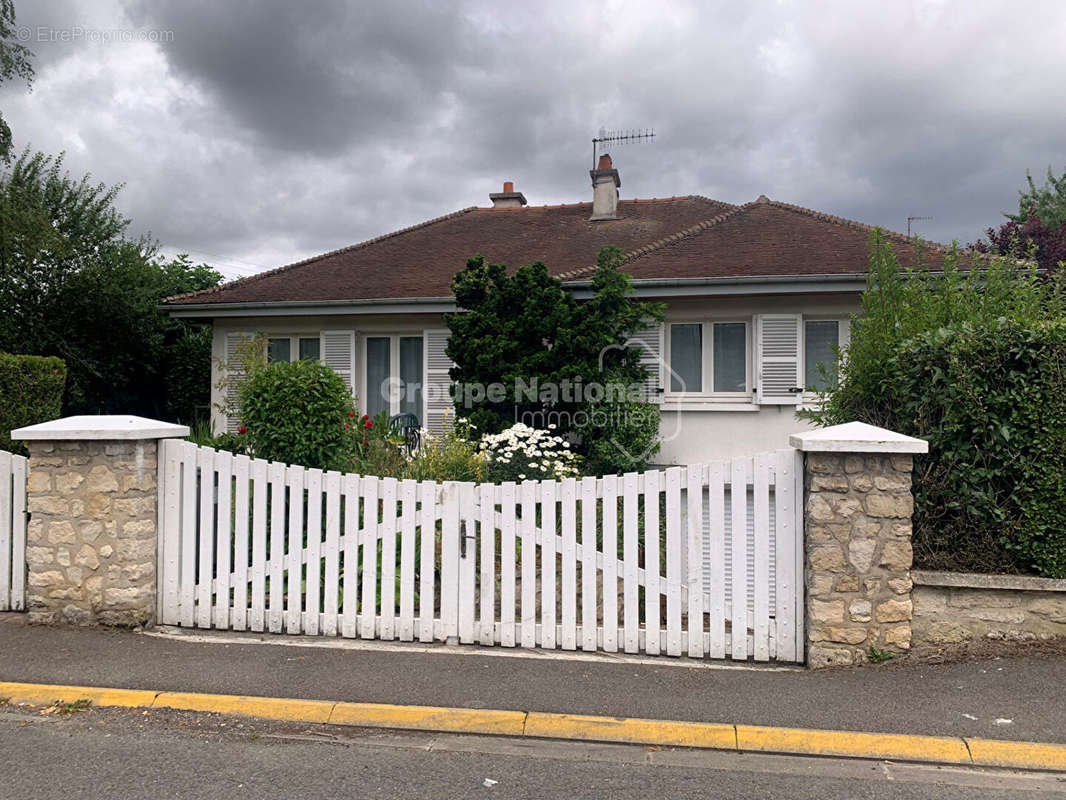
489,181,527,208
589,153,621,220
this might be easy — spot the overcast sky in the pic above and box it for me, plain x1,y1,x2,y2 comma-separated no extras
3,0,1063,280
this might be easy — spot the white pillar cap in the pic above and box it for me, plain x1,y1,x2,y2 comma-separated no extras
789,421,928,454
11,415,191,441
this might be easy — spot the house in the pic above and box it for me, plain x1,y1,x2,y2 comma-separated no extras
164,155,945,463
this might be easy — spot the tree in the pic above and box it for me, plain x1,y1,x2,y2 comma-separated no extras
975,168,1066,272
445,246,664,468
0,0,34,162
0,149,222,420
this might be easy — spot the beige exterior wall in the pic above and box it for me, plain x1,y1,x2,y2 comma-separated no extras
208,291,862,462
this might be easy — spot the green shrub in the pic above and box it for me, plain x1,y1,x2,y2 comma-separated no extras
808,231,1066,576
237,357,357,471
891,322,1066,577
0,352,66,454
579,372,660,475
403,419,485,483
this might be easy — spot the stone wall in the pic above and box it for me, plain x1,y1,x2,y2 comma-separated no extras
804,453,915,667
912,570,1066,649
25,439,158,627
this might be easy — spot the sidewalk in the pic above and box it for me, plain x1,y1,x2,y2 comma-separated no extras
1,613,1064,746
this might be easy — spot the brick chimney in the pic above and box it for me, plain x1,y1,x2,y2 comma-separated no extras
589,154,621,220
489,181,527,208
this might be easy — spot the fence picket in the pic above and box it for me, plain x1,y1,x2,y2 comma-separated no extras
540,480,557,650
774,449,798,662
560,478,577,651
478,482,496,645
304,468,323,635
161,441,182,625
286,465,305,634
398,479,417,642
196,448,215,629
580,476,598,651
248,456,268,632
0,450,11,611
359,476,378,640
686,464,705,658
600,475,618,653
213,451,232,630
458,481,477,644
322,470,342,637
341,473,359,638
706,461,726,659
643,469,661,656
180,442,199,628
752,452,771,661
499,482,516,647
622,472,640,654
10,454,26,612
231,454,250,631
664,467,683,656
440,482,460,642
730,458,750,660
268,461,287,634
379,477,398,640
417,480,435,643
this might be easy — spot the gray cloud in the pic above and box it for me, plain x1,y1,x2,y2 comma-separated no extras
1,0,1063,278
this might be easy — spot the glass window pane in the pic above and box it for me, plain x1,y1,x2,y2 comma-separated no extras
712,323,747,392
399,337,423,424
670,324,702,392
267,337,291,363
366,337,390,419
805,321,839,391
298,337,320,361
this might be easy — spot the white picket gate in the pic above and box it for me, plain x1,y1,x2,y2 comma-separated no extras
157,440,804,662
0,449,28,611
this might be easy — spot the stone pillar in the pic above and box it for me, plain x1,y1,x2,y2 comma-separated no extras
789,422,929,668
11,416,189,627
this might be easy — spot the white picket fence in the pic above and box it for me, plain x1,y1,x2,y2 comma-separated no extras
157,440,804,662
0,450,28,611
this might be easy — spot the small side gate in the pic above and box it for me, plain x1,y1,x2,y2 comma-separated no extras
157,441,804,662
0,449,28,612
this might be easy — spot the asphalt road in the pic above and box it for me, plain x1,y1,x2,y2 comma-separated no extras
2,615,1065,744
2,704,1064,799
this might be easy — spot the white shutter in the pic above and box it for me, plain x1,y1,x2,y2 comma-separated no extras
423,329,455,434
320,331,356,394
625,321,665,404
755,314,802,405
224,333,252,434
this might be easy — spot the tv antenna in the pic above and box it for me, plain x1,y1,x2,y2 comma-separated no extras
907,215,933,237
592,127,655,166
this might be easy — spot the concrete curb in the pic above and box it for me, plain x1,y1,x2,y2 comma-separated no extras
2,680,1065,772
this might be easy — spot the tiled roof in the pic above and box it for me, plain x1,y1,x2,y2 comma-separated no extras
165,194,955,306
166,196,734,305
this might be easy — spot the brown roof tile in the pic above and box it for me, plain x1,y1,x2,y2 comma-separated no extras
166,196,734,305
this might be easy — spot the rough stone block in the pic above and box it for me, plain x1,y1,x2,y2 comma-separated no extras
865,493,913,519
875,598,913,623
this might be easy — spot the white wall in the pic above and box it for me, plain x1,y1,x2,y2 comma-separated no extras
657,406,815,464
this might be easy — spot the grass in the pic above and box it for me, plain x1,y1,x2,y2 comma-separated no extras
43,698,93,715
867,646,895,664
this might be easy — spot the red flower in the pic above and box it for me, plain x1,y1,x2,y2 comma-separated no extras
363,440,369,446
237,425,247,435
361,414,369,421
364,419,374,430
349,411,356,417
344,423,350,429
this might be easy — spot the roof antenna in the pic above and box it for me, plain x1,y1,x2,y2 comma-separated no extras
592,127,655,167
907,215,933,237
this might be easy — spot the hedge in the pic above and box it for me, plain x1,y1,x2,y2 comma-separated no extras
0,352,67,454
891,322,1066,577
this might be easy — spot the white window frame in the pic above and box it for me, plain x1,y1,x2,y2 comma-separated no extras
265,334,322,363
664,319,753,402
361,332,425,419
800,317,850,404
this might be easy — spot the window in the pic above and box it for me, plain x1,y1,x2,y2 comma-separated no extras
667,321,750,396
267,336,321,363
365,335,424,423
804,320,840,391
